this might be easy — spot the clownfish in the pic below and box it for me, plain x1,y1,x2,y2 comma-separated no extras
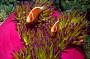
51,20,59,32
26,6,45,23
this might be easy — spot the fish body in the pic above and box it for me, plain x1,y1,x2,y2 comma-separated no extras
51,20,59,32
26,6,45,23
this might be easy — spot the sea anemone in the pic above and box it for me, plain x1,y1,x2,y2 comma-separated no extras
13,1,88,59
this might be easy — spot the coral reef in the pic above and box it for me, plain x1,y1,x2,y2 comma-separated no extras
0,0,16,22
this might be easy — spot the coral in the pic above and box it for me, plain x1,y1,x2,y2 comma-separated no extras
0,9,7,22
61,0,90,12
0,0,16,22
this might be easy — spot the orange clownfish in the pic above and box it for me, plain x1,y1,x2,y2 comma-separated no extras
26,6,45,23
51,20,59,32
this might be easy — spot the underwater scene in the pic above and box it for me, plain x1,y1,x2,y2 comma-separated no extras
0,0,90,59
